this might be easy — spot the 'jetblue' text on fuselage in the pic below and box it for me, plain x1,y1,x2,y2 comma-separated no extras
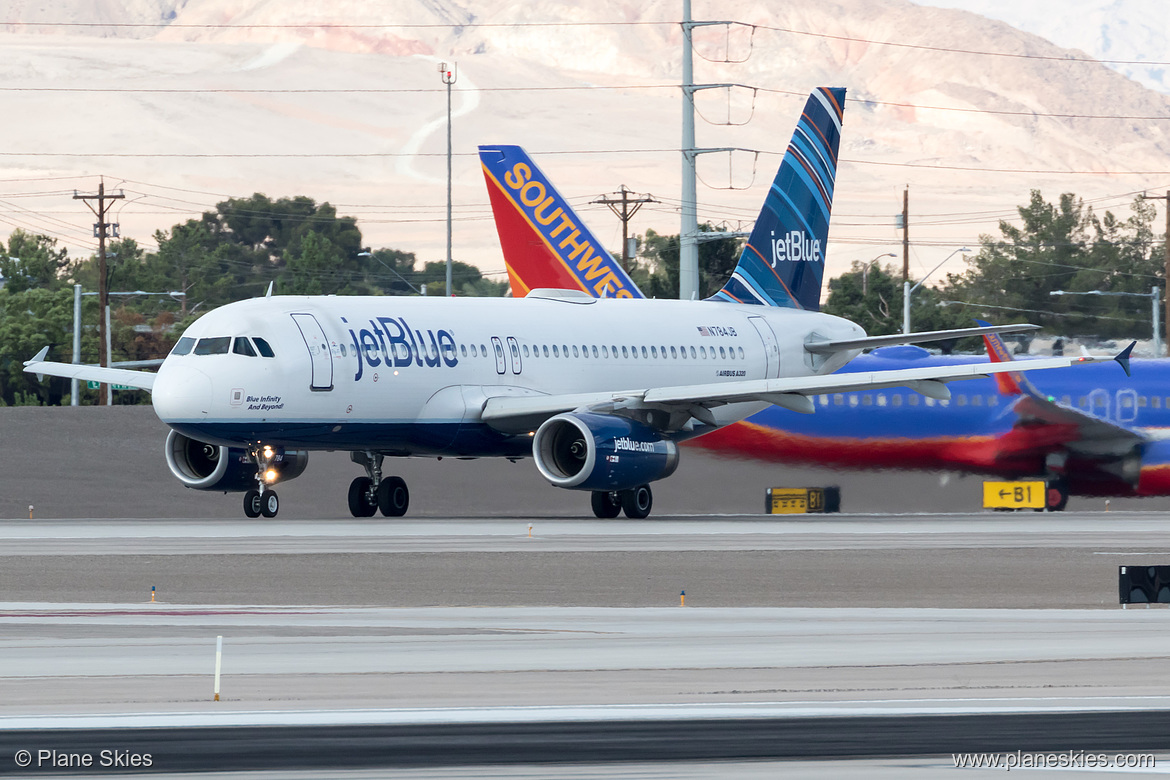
343,317,458,381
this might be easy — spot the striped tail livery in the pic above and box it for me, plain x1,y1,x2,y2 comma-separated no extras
708,87,846,311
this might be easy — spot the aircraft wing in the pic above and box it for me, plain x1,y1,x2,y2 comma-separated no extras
23,347,157,391
481,352,1120,434
804,324,1040,355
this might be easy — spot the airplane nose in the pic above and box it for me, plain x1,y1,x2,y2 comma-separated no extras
152,363,213,422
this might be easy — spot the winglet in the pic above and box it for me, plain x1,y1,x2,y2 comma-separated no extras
24,346,49,381
1114,341,1136,378
265,281,274,299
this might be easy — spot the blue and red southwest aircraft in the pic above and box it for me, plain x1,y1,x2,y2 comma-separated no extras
479,114,1159,511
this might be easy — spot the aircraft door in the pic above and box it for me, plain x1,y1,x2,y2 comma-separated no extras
290,313,334,391
506,336,523,374
491,336,507,375
1089,388,1110,420
748,316,781,378
1117,388,1138,423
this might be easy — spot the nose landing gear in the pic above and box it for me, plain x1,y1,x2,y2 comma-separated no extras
243,444,280,518
350,451,410,518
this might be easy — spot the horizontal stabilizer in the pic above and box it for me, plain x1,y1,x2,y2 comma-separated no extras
24,348,156,391
805,324,1040,355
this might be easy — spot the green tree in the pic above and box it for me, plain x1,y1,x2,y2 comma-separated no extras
633,225,743,299
0,287,78,405
0,230,70,293
942,191,1162,339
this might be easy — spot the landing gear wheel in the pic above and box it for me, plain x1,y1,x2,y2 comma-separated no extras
243,490,262,518
591,490,622,518
1046,479,1069,512
377,476,410,517
348,476,378,517
260,490,279,518
620,484,653,519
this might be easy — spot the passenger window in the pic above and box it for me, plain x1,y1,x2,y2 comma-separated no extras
592,345,599,358
738,347,744,359
989,396,998,406
480,343,487,356
622,346,629,358
471,344,478,357
651,346,658,358
602,346,609,358
572,345,580,358
690,346,697,359
553,345,560,357
195,336,231,355
1155,397,1162,409
232,337,257,357
172,337,195,356
522,345,530,358
892,395,902,407
955,395,966,406
670,346,677,359
461,344,468,357
1139,396,1148,408
719,346,726,359
252,337,276,358
877,394,887,407
972,395,982,406
700,346,707,359
833,394,843,406
861,395,872,406
849,395,859,407
909,395,920,406
562,344,569,357
1061,395,1071,406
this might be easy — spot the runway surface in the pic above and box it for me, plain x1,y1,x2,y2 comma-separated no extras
5,406,1169,519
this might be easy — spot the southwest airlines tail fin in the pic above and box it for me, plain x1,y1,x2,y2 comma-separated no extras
978,318,1030,396
479,145,644,299
708,87,846,310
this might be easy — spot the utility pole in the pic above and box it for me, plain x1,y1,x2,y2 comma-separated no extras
592,186,658,270
74,180,124,405
901,186,909,284
1140,190,1170,357
680,0,699,301
439,62,457,297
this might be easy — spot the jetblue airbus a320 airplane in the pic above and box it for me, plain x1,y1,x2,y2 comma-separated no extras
25,89,1118,519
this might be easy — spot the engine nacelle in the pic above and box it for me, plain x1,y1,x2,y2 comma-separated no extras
165,430,309,492
533,412,680,492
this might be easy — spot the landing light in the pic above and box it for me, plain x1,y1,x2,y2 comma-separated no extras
264,469,278,483
262,445,274,458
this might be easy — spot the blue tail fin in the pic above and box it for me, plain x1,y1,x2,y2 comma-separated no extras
708,87,846,310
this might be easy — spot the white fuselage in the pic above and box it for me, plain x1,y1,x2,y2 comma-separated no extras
151,293,864,456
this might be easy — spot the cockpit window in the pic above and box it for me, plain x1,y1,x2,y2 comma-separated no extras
171,337,195,356
253,337,276,358
232,337,257,357
194,337,231,355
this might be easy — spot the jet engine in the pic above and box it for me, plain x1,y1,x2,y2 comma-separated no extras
533,412,679,492
165,430,309,491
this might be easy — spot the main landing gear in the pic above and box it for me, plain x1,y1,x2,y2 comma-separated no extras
591,484,653,519
349,451,410,517
243,444,280,518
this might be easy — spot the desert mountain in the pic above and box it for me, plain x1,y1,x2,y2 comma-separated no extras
1,0,1167,287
